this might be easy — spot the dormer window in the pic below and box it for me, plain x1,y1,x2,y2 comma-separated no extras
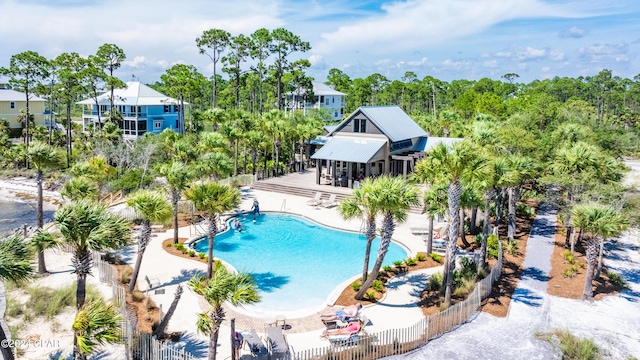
10,102,15,109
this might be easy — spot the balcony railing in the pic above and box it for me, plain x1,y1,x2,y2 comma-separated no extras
85,111,147,118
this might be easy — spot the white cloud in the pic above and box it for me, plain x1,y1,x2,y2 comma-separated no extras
516,47,546,60
407,57,428,66
483,60,498,68
308,54,327,70
315,0,574,55
559,26,588,38
549,50,565,61
123,56,147,68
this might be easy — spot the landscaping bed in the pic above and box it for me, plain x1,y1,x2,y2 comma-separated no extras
546,223,623,300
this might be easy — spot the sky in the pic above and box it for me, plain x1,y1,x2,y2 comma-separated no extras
1,0,639,85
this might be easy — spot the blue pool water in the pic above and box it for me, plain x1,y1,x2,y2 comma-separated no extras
194,213,407,316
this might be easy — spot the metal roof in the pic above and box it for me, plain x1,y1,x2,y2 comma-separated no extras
413,136,464,152
328,106,426,143
77,81,181,106
313,81,346,96
0,89,45,102
311,136,386,163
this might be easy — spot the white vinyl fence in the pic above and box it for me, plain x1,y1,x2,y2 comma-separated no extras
294,243,504,360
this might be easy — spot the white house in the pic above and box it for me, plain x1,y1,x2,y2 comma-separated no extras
288,81,346,121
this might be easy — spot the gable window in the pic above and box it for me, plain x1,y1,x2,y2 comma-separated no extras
10,102,15,109
353,118,366,133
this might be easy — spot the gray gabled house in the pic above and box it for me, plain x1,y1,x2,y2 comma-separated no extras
311,105,459,187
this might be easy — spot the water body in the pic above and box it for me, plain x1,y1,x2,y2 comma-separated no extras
194,213,407,316
0,199,55,235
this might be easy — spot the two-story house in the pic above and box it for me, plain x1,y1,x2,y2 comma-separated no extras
311,105,462,187
288,81,346,121
0,83,46,136
77,81,183,139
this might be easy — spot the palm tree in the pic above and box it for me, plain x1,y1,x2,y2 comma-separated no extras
504,155,536,241
0,234,34,360
414,141,488,307
421,182,448,255
354,176,420,300
54,200,130,310
60,177,100,202
570,202,627,301
262,109,287,177
72,298,122,360
185,182,241,279
158,162,193,244
126,190,172,293
188,263,260,360
338,178,382,283
27,141,63,274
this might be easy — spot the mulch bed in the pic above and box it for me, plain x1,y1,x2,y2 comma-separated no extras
162,237,212,264
334,254,442,307
547,224,622,300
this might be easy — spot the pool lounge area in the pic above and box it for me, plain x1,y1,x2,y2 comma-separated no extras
191,212,408,317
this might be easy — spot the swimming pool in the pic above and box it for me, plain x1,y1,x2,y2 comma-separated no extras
193,213,407,316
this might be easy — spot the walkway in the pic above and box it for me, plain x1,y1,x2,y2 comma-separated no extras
384,204,559,360
119,187,441,359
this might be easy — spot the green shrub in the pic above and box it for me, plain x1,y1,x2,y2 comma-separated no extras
503,238,518,255
188,250,196,257
110,168,153,194
426,272,442,292
429,253,442,263
393,260,403,267
27,284,99,320
175,243,185,251
563,250,576,265
198,252,206,259
181,247,188,254
166,242,173,247
453,277,476,297
404,257,417,266
516,203,535,218
372,280,384,292
538,329,600,360
487,234,499,259
365,290,376,300
383,265,392,272
459,257,478,280
606,271,626,287
473,234,482,247
563,265,579,278
416,253,427,261
351,282,362,291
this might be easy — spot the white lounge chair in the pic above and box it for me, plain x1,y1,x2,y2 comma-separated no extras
266,326,289,359
306,192,322,206
321,194,337,208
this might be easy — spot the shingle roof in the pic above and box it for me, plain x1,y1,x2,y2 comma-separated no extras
77,81,180,106
328,106,426,142
311,136,386,163
0,89,45,102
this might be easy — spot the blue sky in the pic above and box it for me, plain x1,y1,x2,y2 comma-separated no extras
1,0,638,84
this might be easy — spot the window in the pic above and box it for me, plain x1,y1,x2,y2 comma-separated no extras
335,111,338,118
164,105,170,113
332,97,335,103
174,105,179,112
154,120,163,129
353,119,359,132
354,119,366,133
340,108,344,115
325,97,329,106
10,102,15,109
320,96,324,104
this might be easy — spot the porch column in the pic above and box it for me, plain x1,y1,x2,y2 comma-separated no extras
331,161,337,186
316,160,322,185
365,163,371,177
402,159,408,179
347,162,352,188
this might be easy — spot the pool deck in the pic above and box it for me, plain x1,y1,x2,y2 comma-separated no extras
115,174,444,359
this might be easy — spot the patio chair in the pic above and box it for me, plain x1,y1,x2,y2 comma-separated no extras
144,275,163,294
327,318,367,346
410,225,431,235
242,329,268,358
323,307,364,330
266,326,289,360
321,194,337,208
306,192,323,206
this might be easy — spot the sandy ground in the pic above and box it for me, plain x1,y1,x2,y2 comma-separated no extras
384,161,640,360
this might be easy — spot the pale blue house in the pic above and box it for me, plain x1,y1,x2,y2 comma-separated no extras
77,81,184,139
